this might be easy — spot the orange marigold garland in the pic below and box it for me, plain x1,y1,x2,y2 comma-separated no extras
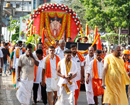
66,14,71,38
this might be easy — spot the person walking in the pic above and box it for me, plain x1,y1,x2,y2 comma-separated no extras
2,43,10,76
0,48,3,73
56,49,77,105
102,45,130,105
86,50,104,105
41,46,60,105
33,49,47,105
16,44,39,105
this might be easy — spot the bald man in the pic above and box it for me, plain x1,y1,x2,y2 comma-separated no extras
102,45,130,105
84,47,95,105
55,39,67,60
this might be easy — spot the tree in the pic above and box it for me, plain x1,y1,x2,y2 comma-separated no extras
101,33,128,45
79,0,130,33
62,0,86,30
7,16,19,41
11,26,19,41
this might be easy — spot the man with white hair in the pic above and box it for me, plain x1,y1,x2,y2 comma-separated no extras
55,39,67,60
85,47,95,105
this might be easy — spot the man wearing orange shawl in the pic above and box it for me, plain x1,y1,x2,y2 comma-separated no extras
86,50,104,105
56,49,77,105
13,41,25,87
70,44,85,105
9,45,16,87
102,45,130,105
122,50,130,98
41,46,60,105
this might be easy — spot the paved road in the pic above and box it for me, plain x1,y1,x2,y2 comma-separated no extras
0,74,129,105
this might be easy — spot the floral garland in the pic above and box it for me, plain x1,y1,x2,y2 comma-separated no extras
57,12,64,18
67,14,71,38
39,12,44,36
48,12,64,18
45,12,67,41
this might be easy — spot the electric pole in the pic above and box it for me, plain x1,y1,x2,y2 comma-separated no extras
0,0,4,44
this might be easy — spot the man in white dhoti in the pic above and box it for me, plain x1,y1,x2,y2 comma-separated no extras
16,44,39,105
55,39,67,60
70,44,85,105
41,46,60,105
85,47,95,105
56,49,78,105
13,41,25,87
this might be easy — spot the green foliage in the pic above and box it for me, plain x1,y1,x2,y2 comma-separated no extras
11,26,19,41
7,16,19,31
101,33,128,44
25,34,40,51
62,0,86,30
79,0,130,33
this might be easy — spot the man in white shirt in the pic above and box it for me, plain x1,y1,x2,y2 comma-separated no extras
55,39,67,60
13,41,25,85
85,47,95,105
86,50,104,105
0,49,3,73
41,46,60,105
33,49,47,105
70,44,85,105
56,49,78,105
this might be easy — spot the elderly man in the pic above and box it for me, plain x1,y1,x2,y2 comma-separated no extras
102,45,130,105
33,42,43,60
85,47,95,105
16,44,39,105
55,39,67,60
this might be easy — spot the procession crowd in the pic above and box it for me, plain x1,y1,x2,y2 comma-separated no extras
0,36,130,105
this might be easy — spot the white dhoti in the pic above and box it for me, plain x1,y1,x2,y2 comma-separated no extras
85,76,95,104
16,78,33,105
46,77,58,92
56,87,75,105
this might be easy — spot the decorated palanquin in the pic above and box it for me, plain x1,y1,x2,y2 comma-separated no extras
30,3,83,49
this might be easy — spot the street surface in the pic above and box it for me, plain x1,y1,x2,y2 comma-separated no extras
0,73,129,105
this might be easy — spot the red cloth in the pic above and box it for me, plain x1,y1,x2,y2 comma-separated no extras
92,79,104,96
86,24,89,36
74,80,80,105
92,59,104,96
97,34,102,50
94,26,97,43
